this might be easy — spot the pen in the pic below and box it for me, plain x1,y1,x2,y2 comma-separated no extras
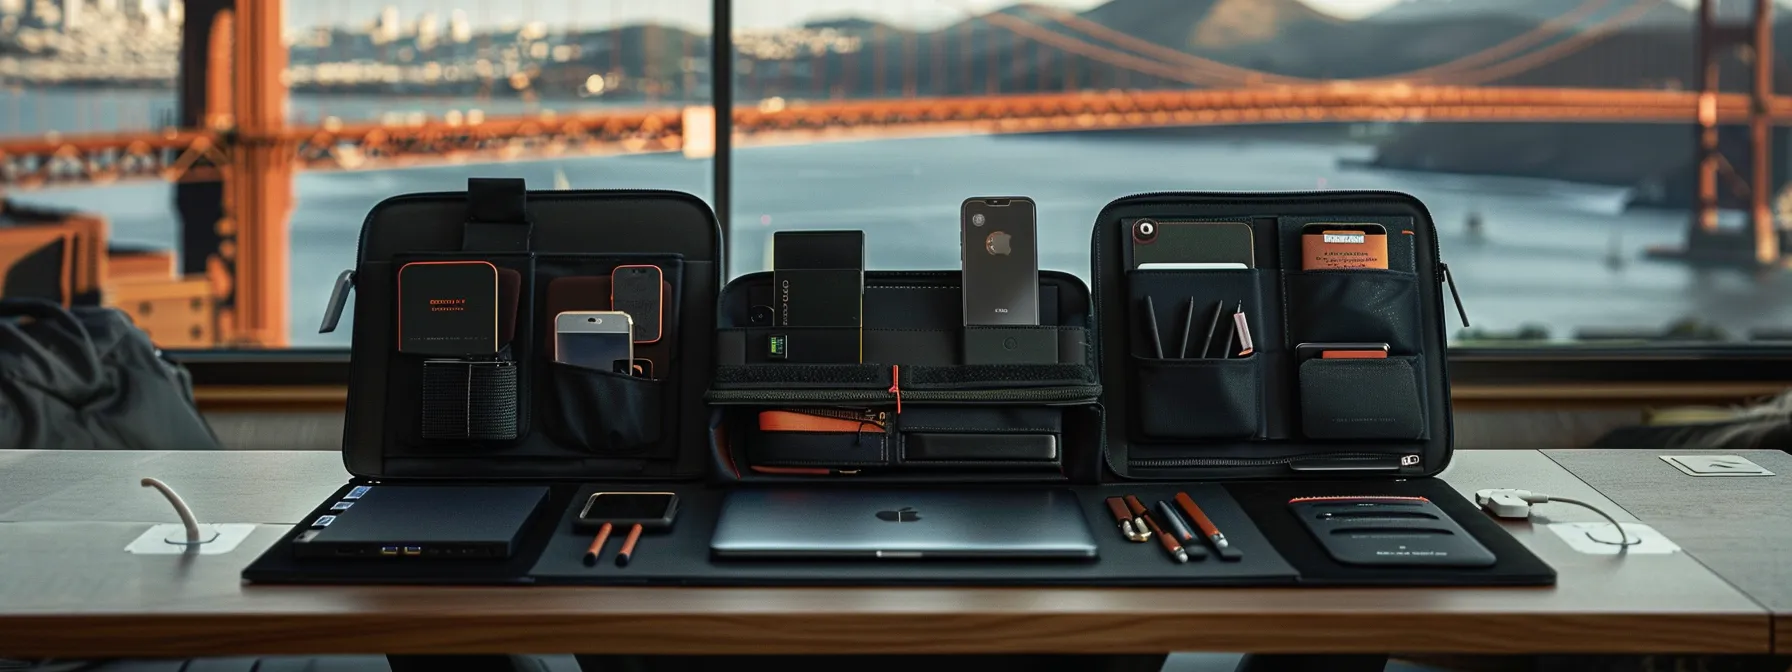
1127,496,1186,563
1176,492,1229,549
1232,303,1254,357
1105,497,1146,542
1142,296,1165,358
615,523,644,567
583,522,613,566
1157,501,1210,560
1178,297,1197,358
1199,300,1225,359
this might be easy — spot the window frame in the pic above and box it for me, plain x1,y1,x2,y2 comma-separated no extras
172,0,1792,391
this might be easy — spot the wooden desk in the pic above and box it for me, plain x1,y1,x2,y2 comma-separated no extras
1545,449,1792,654
0,450,1772,657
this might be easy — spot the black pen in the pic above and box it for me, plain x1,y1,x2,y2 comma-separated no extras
1157,500,1210,560
1199,300,1226,359
1178,297,1197,359
1142,296,1165,358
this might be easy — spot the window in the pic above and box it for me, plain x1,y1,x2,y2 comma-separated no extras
724,0,1792,348
0,0,711,348
4,0,1790,361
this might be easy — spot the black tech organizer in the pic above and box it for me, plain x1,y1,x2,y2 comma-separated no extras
243,184,1553,588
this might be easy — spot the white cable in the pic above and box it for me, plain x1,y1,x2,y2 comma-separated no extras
1474,488,1638,547
140,477,202,544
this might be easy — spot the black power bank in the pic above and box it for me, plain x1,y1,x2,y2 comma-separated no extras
397,261,500,356
292,485,549,560
772,231,864,329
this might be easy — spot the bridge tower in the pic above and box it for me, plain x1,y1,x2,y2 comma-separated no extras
1692,0,1780,266
175,0,291,346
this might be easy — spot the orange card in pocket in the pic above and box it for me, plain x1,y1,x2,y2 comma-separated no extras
1301,224,1389,270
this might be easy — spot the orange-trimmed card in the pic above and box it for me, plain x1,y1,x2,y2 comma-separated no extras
1301,223,1388,270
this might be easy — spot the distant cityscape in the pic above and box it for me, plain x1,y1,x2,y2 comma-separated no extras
0,0,881,101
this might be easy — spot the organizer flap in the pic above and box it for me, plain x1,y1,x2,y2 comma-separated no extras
343,186,721,482
1090,191,1453,481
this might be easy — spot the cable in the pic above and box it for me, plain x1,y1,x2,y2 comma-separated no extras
1542,496,1637,547
1474,488,1639,548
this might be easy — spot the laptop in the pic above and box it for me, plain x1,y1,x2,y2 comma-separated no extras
291,485,549,560
709,488,1099,560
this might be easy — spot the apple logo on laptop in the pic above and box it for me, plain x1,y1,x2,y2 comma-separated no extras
985,231,1012,256
875,506,921,523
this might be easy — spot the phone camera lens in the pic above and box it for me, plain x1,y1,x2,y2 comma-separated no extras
748,305,775,325
971,213,986,227
1133,219,1158,244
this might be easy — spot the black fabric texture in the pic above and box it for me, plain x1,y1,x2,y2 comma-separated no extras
0,299,221,451
547,363,668,458
1225,478,1555,586
1131,355,1262,440
711,363,888,389
1298,356,1428,440
902,363,1096,389
1284,270,1425,356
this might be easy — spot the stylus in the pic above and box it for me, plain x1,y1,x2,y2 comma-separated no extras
1156,501,1210,561
1232,304,1254,358
615,524,644,568
1177,297,1196,359
1200,300,1225,359
1176,492,1229,549
1125,496,1186,563
1142,297,1165,359
583,522,613,566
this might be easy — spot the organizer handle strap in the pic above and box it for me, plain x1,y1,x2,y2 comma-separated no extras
462,177,533,252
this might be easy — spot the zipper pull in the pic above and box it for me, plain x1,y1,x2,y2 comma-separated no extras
888,365,902,415
319,269,356,334
1440,263,1470,328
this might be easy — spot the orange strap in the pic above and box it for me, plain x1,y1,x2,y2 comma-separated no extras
757,411,877,433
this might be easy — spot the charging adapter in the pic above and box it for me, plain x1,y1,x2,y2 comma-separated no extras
1474,488,1637,547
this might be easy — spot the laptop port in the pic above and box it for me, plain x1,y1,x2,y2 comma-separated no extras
379,546,399,556
402,546,422,556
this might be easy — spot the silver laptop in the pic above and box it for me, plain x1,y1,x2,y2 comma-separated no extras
710,489,1099,560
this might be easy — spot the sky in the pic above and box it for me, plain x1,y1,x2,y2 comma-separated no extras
279,0,1753,32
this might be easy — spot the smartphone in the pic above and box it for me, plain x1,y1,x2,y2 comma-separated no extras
611,265,663,344
1294,342,1391,361
1129,219,1254,269
554,311,634,374
575,492,680,531
961,197,1040,326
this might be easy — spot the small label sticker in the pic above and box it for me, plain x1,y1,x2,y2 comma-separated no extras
768,334,788,360
344,485,372,500
331,501,354,511
312,515,337,528
1323,232,1365,244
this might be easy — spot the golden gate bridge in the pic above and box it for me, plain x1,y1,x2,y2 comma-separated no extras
0,0,1782,346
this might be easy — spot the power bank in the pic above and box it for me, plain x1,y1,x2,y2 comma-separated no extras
397,261,500,356
773,231,865,329
292,485,549,560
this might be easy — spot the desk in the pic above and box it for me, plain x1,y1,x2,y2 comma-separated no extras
1545,449,1792,654
0,450,1773,657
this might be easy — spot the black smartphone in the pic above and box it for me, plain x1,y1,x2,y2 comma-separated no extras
1288,496,1495,567
961,197,1040,326
611,265,663,344
575,492,680,531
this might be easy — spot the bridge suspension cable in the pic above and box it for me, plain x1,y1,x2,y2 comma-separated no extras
1441,0,1667,86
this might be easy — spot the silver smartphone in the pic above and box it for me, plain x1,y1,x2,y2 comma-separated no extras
961,196,1040,326
554,311,635,374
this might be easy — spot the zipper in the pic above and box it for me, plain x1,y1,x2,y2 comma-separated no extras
319,269,356,334
1129,453,1413,471
706,384,1101,406
1440,263,1469,328
889,365,902,414
750,466,863,476
777,407,888,428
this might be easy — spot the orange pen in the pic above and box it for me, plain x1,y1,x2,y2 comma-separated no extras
582,522,613,566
